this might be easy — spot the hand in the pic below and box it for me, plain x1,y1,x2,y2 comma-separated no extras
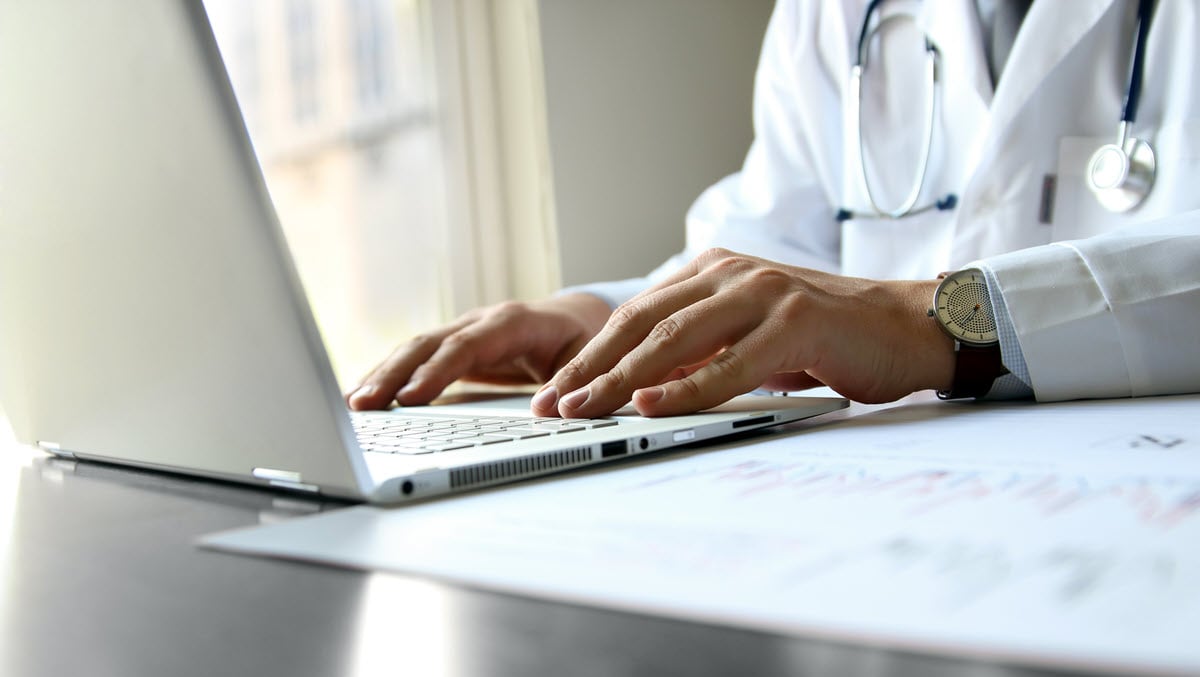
347,293,612,410
530,248,955,418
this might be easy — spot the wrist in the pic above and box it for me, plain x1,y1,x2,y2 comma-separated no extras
545,292,611,337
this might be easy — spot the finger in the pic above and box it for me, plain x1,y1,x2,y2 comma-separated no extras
511,355,546,384
394,313,528,405
556,294,758,418
401,299,583,404
347,320,471,410
441,320,583,387
528,331,595,415
543,249,745,403
622,247,740,306
536,277,717,415
760,371,824,392
534,358,706,416
631,327,780,416
656,357,713,385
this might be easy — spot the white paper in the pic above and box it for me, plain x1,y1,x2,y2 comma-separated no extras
201,394,1200,675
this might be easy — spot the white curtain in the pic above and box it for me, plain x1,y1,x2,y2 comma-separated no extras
204,0,561,387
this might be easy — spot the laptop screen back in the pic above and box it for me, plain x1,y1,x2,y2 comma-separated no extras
0,0,369,496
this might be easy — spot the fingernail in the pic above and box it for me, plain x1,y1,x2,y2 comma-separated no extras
531,385,558,411
397,381,420,398
350,384,376,403
637,386,666,404
559,387,590,412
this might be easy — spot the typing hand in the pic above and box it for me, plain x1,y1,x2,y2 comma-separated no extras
530,248,954,418
347,293,611,410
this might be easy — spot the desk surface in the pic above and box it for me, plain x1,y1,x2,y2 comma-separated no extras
0,428,1090,677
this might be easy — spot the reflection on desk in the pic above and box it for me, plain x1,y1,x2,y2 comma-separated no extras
1,413,1091,677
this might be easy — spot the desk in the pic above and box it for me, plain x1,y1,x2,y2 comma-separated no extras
0,422,1090,677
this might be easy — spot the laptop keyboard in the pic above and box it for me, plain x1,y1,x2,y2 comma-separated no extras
352,413,619,455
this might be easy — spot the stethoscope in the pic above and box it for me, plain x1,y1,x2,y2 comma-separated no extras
837,0,1157,222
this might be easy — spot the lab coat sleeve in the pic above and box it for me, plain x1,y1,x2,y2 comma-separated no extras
978,212,1200,401
979,264,1036,399
564,0,841,309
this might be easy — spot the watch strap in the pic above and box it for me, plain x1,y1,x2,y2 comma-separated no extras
938,342,1009,400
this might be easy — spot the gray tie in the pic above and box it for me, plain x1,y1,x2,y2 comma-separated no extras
976,0,1033,86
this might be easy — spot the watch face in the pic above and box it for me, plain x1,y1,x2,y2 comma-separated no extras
933,269,999,345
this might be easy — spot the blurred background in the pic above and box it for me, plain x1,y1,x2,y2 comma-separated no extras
201,0,771,389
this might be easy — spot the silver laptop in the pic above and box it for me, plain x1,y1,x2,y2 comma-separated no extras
0,0,845,503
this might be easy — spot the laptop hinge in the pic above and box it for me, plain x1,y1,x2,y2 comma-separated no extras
37,441,76,459
252,466,302,483
266,479,321,494
252,467,320,493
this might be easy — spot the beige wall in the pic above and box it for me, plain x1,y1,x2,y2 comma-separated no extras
537,0,775,287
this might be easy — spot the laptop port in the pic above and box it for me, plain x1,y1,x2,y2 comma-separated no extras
601,440,628,458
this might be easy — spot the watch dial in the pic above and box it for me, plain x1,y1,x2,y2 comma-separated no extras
935,271,998,344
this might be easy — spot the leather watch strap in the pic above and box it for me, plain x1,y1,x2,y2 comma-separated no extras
938,342,1009,400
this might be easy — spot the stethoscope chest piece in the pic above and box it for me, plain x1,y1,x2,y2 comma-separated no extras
1084,0,1158,213
1086,134,1156,213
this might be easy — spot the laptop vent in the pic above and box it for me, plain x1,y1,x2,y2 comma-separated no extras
449,446,592,490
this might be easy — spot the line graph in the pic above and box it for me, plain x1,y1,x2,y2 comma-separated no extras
623,459,1200,529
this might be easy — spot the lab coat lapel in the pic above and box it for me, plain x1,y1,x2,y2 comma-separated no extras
980,0,1117,159
819,1,853,96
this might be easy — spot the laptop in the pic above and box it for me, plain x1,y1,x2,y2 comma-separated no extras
0,0,846,503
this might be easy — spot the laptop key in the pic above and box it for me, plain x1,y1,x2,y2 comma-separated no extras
480,431,549,441
424,441,474,452
527,423,585,433
368,445,432,455
501,427,562,437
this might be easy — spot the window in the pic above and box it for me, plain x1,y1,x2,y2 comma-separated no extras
349,0,389,108
204,0,560,390
226,5,262,133
285,0,321,124
205,0,447,388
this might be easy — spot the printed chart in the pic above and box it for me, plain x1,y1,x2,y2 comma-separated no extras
204,394,1200,675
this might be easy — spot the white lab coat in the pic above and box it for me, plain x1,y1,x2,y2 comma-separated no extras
578,0,1200,402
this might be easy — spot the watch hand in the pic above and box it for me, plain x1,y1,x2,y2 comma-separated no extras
959,303,981,324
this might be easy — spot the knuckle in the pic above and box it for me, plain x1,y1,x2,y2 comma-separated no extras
408,363,435,383
676,375,704,399
558,358,589,383
457,306,485,323
408,332,439,351
491,300,528,321
599,365,631,390
708,349,746,381
700,247,735,263
709,254,757,278
745,266,791,291
440,330,477,353
777,291,812,321
647,316,685,347
707,249,739,266
607,302,644,332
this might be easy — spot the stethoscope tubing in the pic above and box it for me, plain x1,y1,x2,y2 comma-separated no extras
840,0,1158,222
1122,0,1154,124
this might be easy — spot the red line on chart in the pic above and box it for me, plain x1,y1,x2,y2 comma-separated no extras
626,460,1200,529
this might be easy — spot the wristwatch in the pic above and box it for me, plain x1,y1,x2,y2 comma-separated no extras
927,268,1009,400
